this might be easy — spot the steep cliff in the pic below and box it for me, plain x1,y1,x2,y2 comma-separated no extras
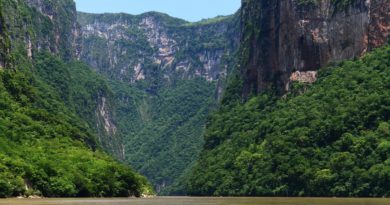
78,12,239,88
0,3,10,68
187,0,390,197
0,0,80,61
187,45,390,197
0,0,121,157
0,0,150,197
240,0,389,97
77,12,240,193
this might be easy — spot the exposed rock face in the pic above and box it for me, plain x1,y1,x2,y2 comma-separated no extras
78,12,239,86
0,0,119,157
368,0,390,49
0,6,9,68
77,12,241,193
240,0,389,97
25,0,81,60
0,0,84,68
290,70,318,83
95,95,124,159
0,0,80,64
97,96,117,136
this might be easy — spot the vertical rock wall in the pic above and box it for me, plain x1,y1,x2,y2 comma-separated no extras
240,0,389,97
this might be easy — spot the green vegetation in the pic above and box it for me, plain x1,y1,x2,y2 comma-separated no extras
187,46,390,197
32,53,126,156
0,0,152,198
105,77,217,194
1,0,78,61
78,11,237,84
120,79,216,194
184,15,233,27
0,65,151,197
77,11,239,194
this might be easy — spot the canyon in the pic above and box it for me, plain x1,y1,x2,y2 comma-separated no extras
0,0,388,197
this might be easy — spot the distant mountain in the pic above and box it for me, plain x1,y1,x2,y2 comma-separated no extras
77,11,240,194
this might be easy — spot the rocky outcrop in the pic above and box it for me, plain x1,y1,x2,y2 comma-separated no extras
0,0,120,158
290,70,318,83
0,6,9,68
0,0,81,62
97,96,117,136
77,12,241,193
26,0,81,60
368,0,390,49
78,12,239,86
240,0,389,97
95,94,125,159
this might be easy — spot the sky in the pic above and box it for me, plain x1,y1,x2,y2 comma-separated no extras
74,0,241,22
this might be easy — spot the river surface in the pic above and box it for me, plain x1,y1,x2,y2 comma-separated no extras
0,197,389,205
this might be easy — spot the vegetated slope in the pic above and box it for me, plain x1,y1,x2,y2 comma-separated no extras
0,54,151,198
77,12,240,194
187,46,390,197
186,0,389,196
0,0,151,197
123,79,216,194
106,75,217,195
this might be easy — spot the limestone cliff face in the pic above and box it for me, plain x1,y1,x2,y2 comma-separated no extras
77,12,241,191
0,5,9,68
0,0,119,157
96,94,125,159
240,0,389,97
0,0,80,65
77,12,241,192
26,0,81,59
24,1,119,156
0,0,81,61
78,12,239,87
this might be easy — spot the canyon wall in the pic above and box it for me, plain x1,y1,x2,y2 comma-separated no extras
0,0,120,158
240,0,389,97
77,12,241,193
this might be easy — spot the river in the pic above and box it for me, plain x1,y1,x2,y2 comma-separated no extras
0,197,389,205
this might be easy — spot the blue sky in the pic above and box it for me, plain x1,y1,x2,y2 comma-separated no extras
74,0,241,22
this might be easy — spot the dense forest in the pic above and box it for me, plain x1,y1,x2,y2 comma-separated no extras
0,0,389,198
187,46,390,197
0,0,151,198
0,53,152,197
77,11,239,193
116,79,217,194
185,0,389,197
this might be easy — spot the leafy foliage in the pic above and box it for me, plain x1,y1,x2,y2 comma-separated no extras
0,66,151,197
32,53,123,153
187,46,390,197
77,11,240,194
0,0,153,198
110,78,216,194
